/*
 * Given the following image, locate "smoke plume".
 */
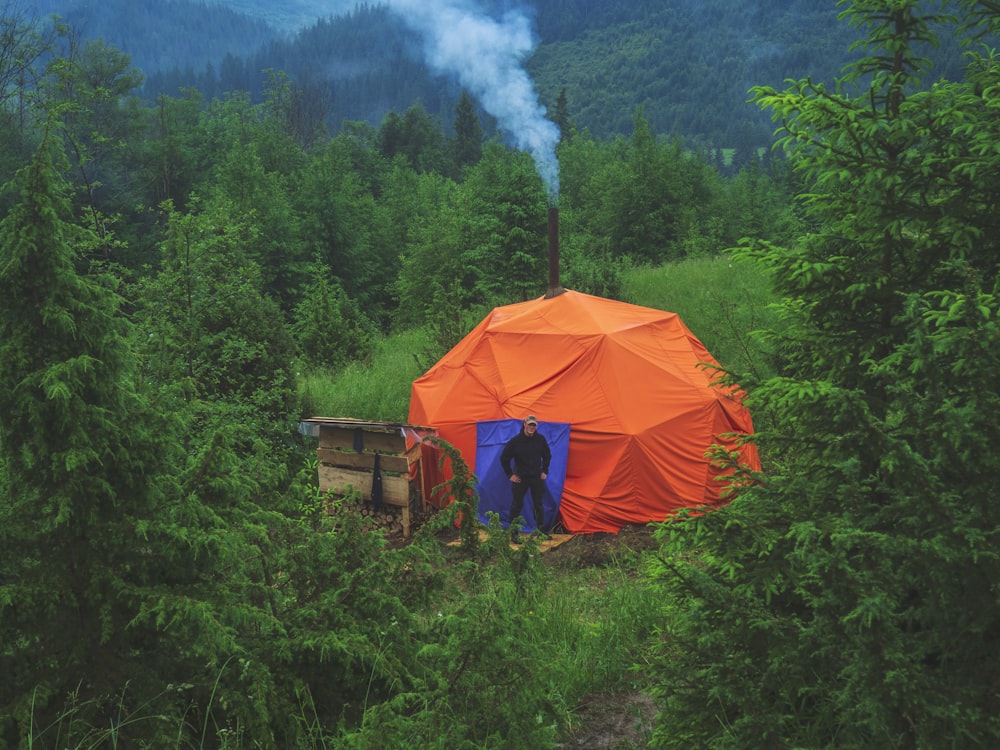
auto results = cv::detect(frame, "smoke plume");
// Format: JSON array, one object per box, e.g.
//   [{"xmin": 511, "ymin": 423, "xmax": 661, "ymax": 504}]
[{"xmin": 386, "ymin": 0, "xmax": 560, "ymax": 202}]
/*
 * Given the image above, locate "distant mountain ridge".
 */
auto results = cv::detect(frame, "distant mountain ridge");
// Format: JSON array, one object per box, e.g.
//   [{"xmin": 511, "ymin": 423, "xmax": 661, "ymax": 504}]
[
  {"xmin": 31, "ymin": 0, "xmax": 364, "ymax": 35},
  {"xmin": 209, "ymin": 0, "xmax": 361, "ymax": 32},
  {"xmin": 24, "ymin": 0, "xmax": 972, "ymax": 149},
  {"xmin": 28, "ymin": 0, "xmax": 280, "ymax": 73}
]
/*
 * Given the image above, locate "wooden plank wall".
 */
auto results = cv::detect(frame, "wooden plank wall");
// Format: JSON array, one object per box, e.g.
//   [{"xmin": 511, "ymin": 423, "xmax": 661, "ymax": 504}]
[
  {"xmin": 316, "ymin": 424, "xmax": 417, "ymax": 536},
  {"xmin": 317, "ymin": 465, "xmax": 410, "ymax": 506},
  {"xmin": 319, "ymin": 426, "xmax": 406, "ymax": 454}
]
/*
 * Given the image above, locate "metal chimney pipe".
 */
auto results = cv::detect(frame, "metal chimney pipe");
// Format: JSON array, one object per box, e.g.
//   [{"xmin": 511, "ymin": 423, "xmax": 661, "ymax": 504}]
[{"xmin": 545, "ymin": 205, "xmax": 565, "ymax": 298}]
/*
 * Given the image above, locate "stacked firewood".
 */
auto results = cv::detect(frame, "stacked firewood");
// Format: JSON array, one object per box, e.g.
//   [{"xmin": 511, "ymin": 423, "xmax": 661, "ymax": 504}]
[
  {"xmin": 358, "ymin": 501, "xmax": 406, "ymax": 536},
  {"xmin": 324, "ymin": 492, "xmax": 406, "ymax": 537},
  {"xmin": 323, "ymin": 484, "xmax": 439, "ymax": 539}
]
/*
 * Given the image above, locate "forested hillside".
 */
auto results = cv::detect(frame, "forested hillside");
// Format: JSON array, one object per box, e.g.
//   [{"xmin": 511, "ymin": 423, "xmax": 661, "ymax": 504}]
[
  {"xmin": 27, "ymin": 0, "xmax": 278, "ymax": 73},
  {"xmin": 3, "ymin": 1, "xmax": 1000, "ymax": 748},
  {"xmin": 36, "ymin": 0, "xmax": 985, "ymax": 152},
  {"xmin": 28, "ymin": 0, "xmax": 866, "ymax": 150}
]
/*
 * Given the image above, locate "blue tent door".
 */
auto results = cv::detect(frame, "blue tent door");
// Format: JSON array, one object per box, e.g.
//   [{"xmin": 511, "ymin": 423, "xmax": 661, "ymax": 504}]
[{"xmin": 474, "ymin": 419, "xmax": 570, "ymax": 532}]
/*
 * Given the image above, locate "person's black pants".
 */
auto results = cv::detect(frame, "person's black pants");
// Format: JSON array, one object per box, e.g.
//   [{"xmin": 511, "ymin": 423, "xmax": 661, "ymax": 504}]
[{"xmin": 510, "ymin": 475, "xmax": 547, "ymax": 532}]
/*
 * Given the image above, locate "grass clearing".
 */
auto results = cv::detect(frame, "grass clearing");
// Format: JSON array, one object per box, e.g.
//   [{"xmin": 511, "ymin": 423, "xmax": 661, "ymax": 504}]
[
  {"xmin": 533, "ymin": 560, "xmax": 659, "ymax": 699},
  {"xmin": 297, "ymin": 328, "xmax": 430, "ymax": 422}
]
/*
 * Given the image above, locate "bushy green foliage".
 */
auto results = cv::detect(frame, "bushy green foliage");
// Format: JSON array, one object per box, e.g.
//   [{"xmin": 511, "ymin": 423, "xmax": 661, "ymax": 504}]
[
  {"xmin": 209, "ymin": 141, "xmax": 307, "ymax": 304},
  {"xmin": 42, "ymin": 35, "xmax": 147, "ymax": 231},
  {"xmin": 291, "ymin": 255, "xmax": 377, "ymax": 371},
  {"xmin": 449, "ymin": 89, "xmax": 484, "ymax": 176},
  {"xmin": 292, "ymin": 135, "xmax": 398, "ymax": 327},
  {"xmin": 130, "ymin": 198, "xmax": 299, "ymax": 450},
  {"xmin": 226, "ymin": 478, "xmax": 451, "ymax": 746},
  {"xmin": 377, "ymin": 102, "xmax": 448, "ymax": 175},
  {"xmin": 552, "ymin": 214, "xmax": 627, "ymax": 300},
  {"xmin": 395, "ymin": 142, "xmax": 553, "ymax": 326},
  {"xmin": 339, "ymin": 536, "xmax": 559, "ymax": 748},
  {"xmin": 0, "ymin": 122, "xmax": 187, "ymax": 742},
  {"xmin": 6, "ymin": 135, "xmax": 212, "ymax": 747},
  {"xmin": 582, "ymin": 113, "xmax": 725, "ymax": 263},
  {"xmin": 557, "ymin": 113, "xmax": 794, "ymax": 266},
  {"xmin": 645, "ymin": 2, "xmax": 1000, "ymax": 747}
]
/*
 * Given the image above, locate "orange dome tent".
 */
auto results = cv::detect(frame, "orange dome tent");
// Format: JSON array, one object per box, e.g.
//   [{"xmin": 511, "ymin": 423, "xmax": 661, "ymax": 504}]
[{"xmin": 408, "ymin": 290, "xmax": 760, "ymax": 534}]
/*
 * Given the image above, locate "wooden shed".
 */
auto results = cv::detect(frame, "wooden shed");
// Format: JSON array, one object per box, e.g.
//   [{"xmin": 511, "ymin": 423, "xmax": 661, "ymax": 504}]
[{"xmin": 298, "ymin": 417, "xmax": 440, "ymax": 537}]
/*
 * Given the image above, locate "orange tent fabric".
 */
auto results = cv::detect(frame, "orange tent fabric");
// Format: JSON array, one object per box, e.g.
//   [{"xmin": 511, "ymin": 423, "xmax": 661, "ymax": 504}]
[{"xmin": 408, "ymin": 290, "xmax": 760, "ymax": 534}]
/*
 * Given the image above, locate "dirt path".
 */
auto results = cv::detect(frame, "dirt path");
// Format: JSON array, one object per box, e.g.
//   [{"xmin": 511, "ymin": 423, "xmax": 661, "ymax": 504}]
[
  {"xmin": 556, "ymin": 691, "xmax": 657, "ymax": 749},
  {"xmin": 542, "ymin": 526, "xmax": 660, "ymax": 749}
]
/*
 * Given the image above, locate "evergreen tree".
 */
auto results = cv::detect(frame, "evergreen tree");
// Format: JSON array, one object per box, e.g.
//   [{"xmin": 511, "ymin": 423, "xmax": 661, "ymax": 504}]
[
  {"xmin": 293, "ymin": 137, "xmax": 397, "ymax": 327},
  {"xmin": 458, "ymin": 141, "xmax": 550, "ymax": 303},
  {"xmin": 390, "ymin": 168, "xmax": 464, "ymax": 329},
  {"xmin": 145, "ymin": 90, "xmax": 204, "ymax": 208},
  {"xmin": 449, "ymin": 89, "xmax": 484, "ymax": 176},
  {"xmin": 208, "ymin": 138, "xmax": 309, "ymax": 306},
  {"xmin": 291, "ymin": 255, "xmax": 376, "ymax": 371},
  {"xmin": 0, "ymin": 123, "xmax": 429, "ymax": 746},
  {"xmin": 376, "ymin": 102, "xmax": 446, "ymax": 174},
  {"xmin": 582, "ymin": 109, "xmax": 723, "ymax": 262},
  {"xmin": 0, "ymin": 122, "xmax": 183, "ymax": 740},
  {"xmin": 262, "ymin": 68, "xmax": 330, "ymax": 150},
  {"xmin": 41, "ymin": 35, "xmax": 147, "ymax": 258},
  {"xmin": 131, "ymin": 198, "xmax": 299, "ymax": 447},
  {"xmin": 552, "ymin": 86, "xmax": 574, "ymax": 142},
  {"xmin": 647, "ymin": 2, "xmax": 1000, "ymax": 747}
]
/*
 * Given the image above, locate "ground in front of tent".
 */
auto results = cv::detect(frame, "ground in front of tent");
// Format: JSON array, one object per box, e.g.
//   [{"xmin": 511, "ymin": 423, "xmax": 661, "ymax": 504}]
[{"xmin": 446, "ymin": 529, "xmax": 574, "ymax": 552}]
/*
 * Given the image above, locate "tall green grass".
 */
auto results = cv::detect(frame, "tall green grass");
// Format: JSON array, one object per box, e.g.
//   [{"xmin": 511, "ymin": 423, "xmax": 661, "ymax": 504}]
[
  {"xmin": 621, "ymin": 254, "xmax": 779, "ymax": 378},
  {"xmin": 532, "ymin": 559, "xmax": 660, "ymax": 706},
  {"xmin": 297, "ymin": 328, "xmax": 430, "ymax": 422}
]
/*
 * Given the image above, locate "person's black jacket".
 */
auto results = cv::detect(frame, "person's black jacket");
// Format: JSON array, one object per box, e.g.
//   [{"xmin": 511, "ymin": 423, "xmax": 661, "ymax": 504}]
[{"xmin": 499, "ymin": 429, "xmax": 551, "ymax": 479}]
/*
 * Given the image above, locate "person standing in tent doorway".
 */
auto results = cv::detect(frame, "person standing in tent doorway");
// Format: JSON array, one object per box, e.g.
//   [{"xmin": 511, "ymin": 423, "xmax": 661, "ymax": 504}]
[{"xmin": 500, "ymin": 415, "xmax": 552, "ymax": 542}]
